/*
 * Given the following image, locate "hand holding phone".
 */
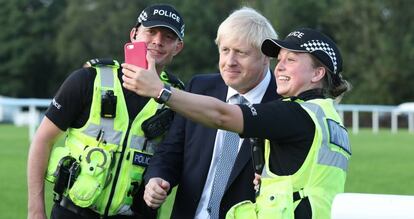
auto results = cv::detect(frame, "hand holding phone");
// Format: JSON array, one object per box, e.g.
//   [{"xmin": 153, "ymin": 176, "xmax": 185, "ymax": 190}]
[{"xmin": 124, "ymin": 42, "xmax": 148, "ymax": 69}]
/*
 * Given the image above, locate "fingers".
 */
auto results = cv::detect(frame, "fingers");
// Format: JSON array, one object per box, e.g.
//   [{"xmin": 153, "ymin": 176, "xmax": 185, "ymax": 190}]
[
  {"xmin": 121, "ymin": 64, "xmax": 138, "ymax": 92},
  {"xmin": 253, "ymin": 173, "xmax": 261, "ymax": 193},
  {"xmin": 121, "ymin": 61, "xmax": 164, "ymax": 98},
  {"xmin": 253, "ymin": 173, "xmax": 261, "ymax": 186},
  {"xmin": 146, "ymin": 52, "xmax": 156, "ymax": 72},
  {"xmin": 121, "ymin": 63, "xmax": 136, "ymax": 78},
  {"xmin": 160, "ymin": 179, "xmax": 171, "ymax": 191},
  {"xmin": 253, "ymin": 173, "xmax": 261, "ymax": 185},
  {"xmin": 144, "ymin": 178, "xmax": 170, "ymax": 209}
]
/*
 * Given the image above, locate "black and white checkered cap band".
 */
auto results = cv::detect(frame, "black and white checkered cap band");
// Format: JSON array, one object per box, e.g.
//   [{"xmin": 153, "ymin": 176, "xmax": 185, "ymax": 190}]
[
  {"xmin": 300, "ymin": 40, "xmax": 338, "ymax": 74},
  {"xmin": 138, "ymin": 11, "xmax": 148, "ymax": 23},
  {"xmin": 180, "ymin": 25, "xmax": 185, "ymax": 39}
]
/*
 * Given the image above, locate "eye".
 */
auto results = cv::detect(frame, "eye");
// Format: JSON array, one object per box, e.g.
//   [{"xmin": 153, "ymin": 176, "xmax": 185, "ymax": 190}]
[
  {"xmin": 286, "ymin": 54, "xmax": 297, "ymax": 62},
  {"xmin": 165, "ymin": 34, "xmax": 176, "ymax": 41},
  {"xmin": 220, "ymin": 47, "xmax": 229, "ymax": 53},
  {"xmin": 145, "ymin": 29, "xmax": 155, "ymax": 35}
]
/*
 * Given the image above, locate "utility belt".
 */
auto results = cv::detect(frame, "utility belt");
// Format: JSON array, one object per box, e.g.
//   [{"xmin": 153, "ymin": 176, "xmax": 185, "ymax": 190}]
[
  {"xmin": 58, "ymin": 196, "xmax": 101, "ymax": 218},
  {"xmin": 58, "ymin": 196, "xmax": 137, "ymax": 218}
]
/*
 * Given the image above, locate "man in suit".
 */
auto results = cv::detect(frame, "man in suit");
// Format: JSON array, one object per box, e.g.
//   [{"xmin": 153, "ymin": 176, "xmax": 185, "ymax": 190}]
[{"xmin": 140, "ymin": 7, "xmax": 280, "ymax": 219}]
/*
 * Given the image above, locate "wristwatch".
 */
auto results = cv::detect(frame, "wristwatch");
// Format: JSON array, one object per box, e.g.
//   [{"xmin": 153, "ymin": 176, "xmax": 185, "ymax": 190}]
[{"xmin": 155, "ymin": 84, "xmax": 172, "ymax": 104}]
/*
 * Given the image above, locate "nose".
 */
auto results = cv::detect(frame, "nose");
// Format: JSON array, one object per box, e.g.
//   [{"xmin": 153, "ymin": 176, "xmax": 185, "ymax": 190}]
[
  {"xmin": 151, "ymin": 31, "xmax": 163, "ymax": 46},
  {"xmin": 226, "ymin": 51, "xmax": 237, "ymax": 66},
  {"xmin": 276, "ymin": 59, "xmax": 285, "ymax": 72}
]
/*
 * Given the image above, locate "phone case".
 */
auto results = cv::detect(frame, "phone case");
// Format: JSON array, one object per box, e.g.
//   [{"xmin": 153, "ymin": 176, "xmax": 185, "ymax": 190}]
[{"xmin": 124, "ymin": 42, "xmax": 148, "ymax": 69}]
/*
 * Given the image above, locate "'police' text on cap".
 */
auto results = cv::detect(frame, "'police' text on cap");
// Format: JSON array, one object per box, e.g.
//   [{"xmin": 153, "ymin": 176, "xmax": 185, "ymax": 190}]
[{"xmin": 136, "ymin": 4, "xmax": 185, "ymax": 41}]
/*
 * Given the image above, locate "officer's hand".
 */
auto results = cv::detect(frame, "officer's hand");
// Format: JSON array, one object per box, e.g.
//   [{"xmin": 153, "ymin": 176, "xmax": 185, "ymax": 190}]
[
  {"xmin": 253, "ymin": 173, "xmax": 261, "ymax": 192},
  {"xmin": 122, "ymin": 53, "xmax": 164, "ymax": 99},
  {"xmin": 144, "ymin": 177, "xmax": 170, "ymax": 209}
]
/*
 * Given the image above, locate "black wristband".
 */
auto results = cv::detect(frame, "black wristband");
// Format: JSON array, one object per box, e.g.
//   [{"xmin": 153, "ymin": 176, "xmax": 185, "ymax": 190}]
[{"xmin": 155, "ymin": 84, "xmax": 172, "ymax": 104}]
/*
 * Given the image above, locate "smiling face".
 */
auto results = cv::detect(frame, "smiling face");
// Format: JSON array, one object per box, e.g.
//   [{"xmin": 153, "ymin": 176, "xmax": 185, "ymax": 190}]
[
  {"xmin": 218, "ymin": 37, "xmax": 269, "ymax": 94},
  {"xmin": 275, "ymin": 48, "xmax": 326, "ymax": 97},
  {"xmin": 132, "ymin": 26, "xmax": 183, "ymax": 71}
]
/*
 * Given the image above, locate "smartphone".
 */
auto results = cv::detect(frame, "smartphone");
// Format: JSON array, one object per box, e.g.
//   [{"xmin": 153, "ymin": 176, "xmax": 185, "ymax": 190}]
[{"xmin": 124, "ymin": 42, "xmax": 148, "ymax": 69}]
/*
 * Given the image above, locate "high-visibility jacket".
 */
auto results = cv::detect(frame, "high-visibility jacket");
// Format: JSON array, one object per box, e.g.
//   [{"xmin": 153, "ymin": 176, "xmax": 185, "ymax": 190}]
[
  {"xmin": 226, "ymin": 98, "xmax": 351, "ymax": 219},
  {"xmin": 46, "ymin": 60, "xmax": 182, "ymax": 216}
]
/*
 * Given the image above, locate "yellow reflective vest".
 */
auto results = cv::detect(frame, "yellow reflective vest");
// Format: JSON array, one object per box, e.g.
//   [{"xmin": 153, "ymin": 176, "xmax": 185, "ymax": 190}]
[
  {"xmin": 226, "ymin": 98, "xmax": 351, "ymax": 219},
  {"xmin": 46, "ymin": 61, "xmax": 179, "ymax": 216}
]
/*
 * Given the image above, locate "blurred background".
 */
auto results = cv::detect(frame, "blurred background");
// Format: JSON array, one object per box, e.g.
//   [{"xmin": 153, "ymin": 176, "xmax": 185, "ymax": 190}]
[{"xmin": 1, "ymin": 0, "xmax": 413, "ymax": 104}]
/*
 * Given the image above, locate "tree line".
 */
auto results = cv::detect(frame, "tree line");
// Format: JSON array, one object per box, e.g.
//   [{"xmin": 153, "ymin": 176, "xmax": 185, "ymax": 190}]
[{"xmin": 0, "ymin": 0, "xmax": 413, "ymax": 104}]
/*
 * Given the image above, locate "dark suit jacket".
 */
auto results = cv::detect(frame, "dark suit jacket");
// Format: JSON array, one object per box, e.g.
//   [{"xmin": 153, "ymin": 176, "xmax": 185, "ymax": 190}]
[{"xmin": 144, "ymin": 73, "xmax": 279, "ymax": 219}]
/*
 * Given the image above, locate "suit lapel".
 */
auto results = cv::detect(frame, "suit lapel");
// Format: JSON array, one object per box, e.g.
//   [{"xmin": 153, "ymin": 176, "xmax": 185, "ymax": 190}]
[
  {"xmin": 226, "ymin": 72, "xmax": 279, "ymax": 190},
  {"xmin": 197, "ymin": 76, "xmax": 229, "ymax": 189}
]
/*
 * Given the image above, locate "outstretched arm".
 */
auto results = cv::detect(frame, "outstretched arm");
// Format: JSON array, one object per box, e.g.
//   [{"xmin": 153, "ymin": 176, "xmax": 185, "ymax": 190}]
[{"xmin": 121, "ymin": 56, "xmax": 244, "ymax": 133}]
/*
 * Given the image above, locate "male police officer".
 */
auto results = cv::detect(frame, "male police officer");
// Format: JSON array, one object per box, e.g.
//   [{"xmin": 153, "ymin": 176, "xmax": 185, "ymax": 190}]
[{"xmin": 27, "ymin": 4, "xmax": 184, "ymax": 219}]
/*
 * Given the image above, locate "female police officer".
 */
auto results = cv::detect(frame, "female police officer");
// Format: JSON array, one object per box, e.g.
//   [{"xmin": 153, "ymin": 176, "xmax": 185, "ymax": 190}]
[{"xmin": 122, "ymin": 27, "xmax": 351, "ymax": 219}]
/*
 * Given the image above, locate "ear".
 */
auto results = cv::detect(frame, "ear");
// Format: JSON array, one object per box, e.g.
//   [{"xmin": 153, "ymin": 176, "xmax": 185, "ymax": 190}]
[
  {"xmin": 130, "ymin": 27, "xmax": 137, "ymax": 42},
  {"xmin": 263, "ymin": 56, "xmax": 271, "ymax": 67},
  {"xmin": 311, "ymin": 67, "xmax": 326, "ymax": 83},
  {"xmin": 172, "ymin": 41, "xmax": 184, "ymax": 56}
]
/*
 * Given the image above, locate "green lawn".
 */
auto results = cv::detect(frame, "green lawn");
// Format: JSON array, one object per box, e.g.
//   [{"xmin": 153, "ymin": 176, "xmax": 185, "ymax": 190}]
[
  {"xmin": 346, "ymin": 129, "xmax": 414, "ymax": 195},
  {"xmin": 1, "ymin": 124, "xmax": 413, "ymax": 219}
]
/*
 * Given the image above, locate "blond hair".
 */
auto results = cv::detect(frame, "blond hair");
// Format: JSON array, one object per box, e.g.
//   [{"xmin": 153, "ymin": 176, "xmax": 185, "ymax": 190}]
[{"xmin": 215, "ymin": 7, "xmax": 277, "ymax": 50}]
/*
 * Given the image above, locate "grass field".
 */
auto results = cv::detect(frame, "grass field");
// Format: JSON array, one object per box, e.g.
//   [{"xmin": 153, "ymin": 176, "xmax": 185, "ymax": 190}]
[{"xmin": 1, "ymin": 124, "xmax": 413, "ymax": 219}]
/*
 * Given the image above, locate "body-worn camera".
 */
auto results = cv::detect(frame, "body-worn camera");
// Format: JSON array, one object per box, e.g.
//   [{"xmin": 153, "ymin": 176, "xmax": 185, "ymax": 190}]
[
  {"xmin": 101, "ymin": 90, "xmax": 117, "ymax": 118},
  {"xmin": 141, "ymin": 108, "xmax": 174, "ymax": 140}
]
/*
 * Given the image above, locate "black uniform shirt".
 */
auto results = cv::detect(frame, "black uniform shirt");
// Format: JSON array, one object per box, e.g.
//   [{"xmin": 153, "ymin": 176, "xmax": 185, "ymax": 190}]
[{"xmin": 45, "ymin": 67, "xmax": 150, "ymax": 131}]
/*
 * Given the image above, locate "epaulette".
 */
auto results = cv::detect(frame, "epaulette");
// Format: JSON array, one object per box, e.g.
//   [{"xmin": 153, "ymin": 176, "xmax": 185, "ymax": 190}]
[{"xmin": 85, "ymin": 58, "xmax": 120, "ymax": 67}]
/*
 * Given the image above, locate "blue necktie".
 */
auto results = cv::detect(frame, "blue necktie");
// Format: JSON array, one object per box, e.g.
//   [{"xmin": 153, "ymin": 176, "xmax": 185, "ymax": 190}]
[{"xmin": 207, "ymin": 94, "xmax": 247, "ymax": 219}]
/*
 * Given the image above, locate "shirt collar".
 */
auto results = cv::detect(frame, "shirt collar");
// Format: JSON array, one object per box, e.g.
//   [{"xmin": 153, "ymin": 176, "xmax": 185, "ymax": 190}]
[
  {"xmin": 226, "ymin": 68, "xmax": 271, "ymax": 104},
  {"xmin": 287, "ymin": 88, "xmax": 325, "ymax": 101}
]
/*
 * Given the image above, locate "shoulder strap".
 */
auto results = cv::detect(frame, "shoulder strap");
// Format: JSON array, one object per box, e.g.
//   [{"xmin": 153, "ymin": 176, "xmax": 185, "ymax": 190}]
[{"xmin": 85, "ymin": 58, "xmax": 120, "ymax": 68}]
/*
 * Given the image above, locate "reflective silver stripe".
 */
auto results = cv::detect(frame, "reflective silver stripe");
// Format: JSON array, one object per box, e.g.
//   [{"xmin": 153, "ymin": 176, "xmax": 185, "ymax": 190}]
[
  {"xmin": 130, "ymin": 136, "xmax": 156, "ymax": 154},
  {"xmin": 83, "ymin": 121, "xmax": 122, "ymax": 145},
  {"xmin": 301, "ymin": 102, "xmax": 349, "ymax": 171},
  {"xmin": 82, "ymin": 66, "xmax": 122, "ymax": 145},
  {"xmin": 262, "ymin": 163, "xmax": 270, "ymax": 177},
  {"xmin": 100, "ymin": 67, "xmax": 114, "ymax": 87},
  {"xmin": 130, "ymin": 136, "xmax": 146, "ymax": 151},
  {"xmin": 327, "ymin": 119, "xmax": 351, "ymax": 155},
  {"xmin": 261, "ymin": 140, "xmax": 271, "ymax": 177}
]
